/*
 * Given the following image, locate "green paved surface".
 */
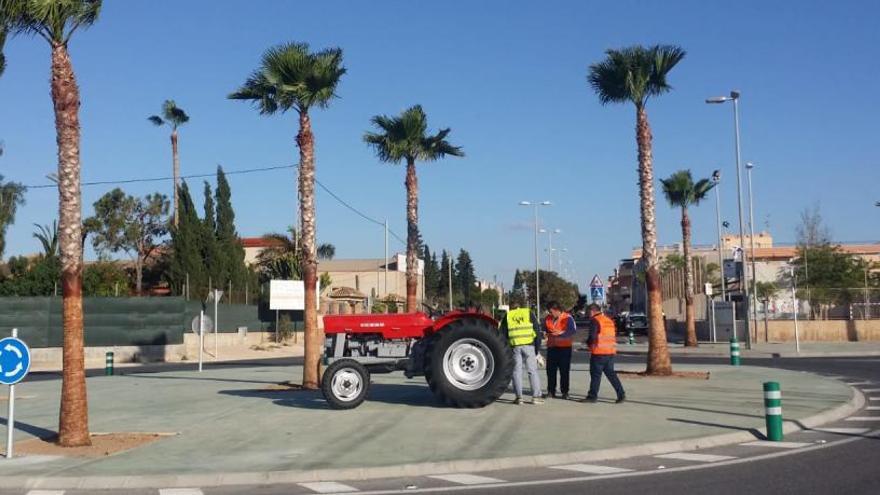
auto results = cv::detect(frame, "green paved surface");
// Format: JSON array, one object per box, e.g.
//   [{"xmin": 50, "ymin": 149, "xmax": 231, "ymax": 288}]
[{"xmin": 0, "ymin": 361, "xmax": 852, "ymax": 477}]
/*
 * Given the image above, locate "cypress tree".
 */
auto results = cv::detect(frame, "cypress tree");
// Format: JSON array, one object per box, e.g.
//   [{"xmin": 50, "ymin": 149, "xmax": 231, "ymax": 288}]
[
  {"xmin": 202, "ymin": 181, "xmax": 220, "ymax": 289},
  {"xmin": 169, "ymin": 182, "xmax": 206, "ymax": 299},
  {"xmin": 438, "ymin": 249, "xmax": 451, "ymax": 305},
  {"xmin": 215, "ymin": 166, "xmax": 246, "ymax": 291},
  {"xmin": 455, "ymin": 249, "xmax": 476, "ymax": 303}
]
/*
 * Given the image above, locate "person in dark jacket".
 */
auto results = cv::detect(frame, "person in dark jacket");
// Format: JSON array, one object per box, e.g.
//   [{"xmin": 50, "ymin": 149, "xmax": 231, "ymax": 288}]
[{"xmin": 543, "ymin": 300, "xmax": 577, "ymax": 399}]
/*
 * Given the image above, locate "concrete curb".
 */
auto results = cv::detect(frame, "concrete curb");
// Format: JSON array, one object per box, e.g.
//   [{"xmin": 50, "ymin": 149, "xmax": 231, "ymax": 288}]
[{"xmin": 7, "ymin": 378, "xmax": 867, "ymax": 490}]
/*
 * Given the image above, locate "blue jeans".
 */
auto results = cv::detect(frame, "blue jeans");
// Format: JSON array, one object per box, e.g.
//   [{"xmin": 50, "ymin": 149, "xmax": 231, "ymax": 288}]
[
  {"xmin": 512, "ymin": 344, "xmax": 542, "ymax": 399},
  {"xmin": 587, "ymin": 355, "xmax": 625, "ymax": 400}
]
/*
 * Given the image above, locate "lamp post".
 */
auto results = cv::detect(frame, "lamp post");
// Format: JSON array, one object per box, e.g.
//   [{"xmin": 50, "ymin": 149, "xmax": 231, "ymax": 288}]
[
  {"xmin": 789, "ymin": 260, "xmax": 800, "ymax": 353},
  {"xmin": 707, "ymin": 90, "xmax": 752, "ymax": 349},
  {"xmin": 539, "ymin": 228, "xmax": 561, "ymax": 272},
  {"xmin": 712, "ymin": 170, "xmax": 727, "ymax": 301},
  {"xmin": 745, "ymin": 162, "xmax": 759, "ymax": 340},
  {"xmin": 520, "ymin": 201, "xmax": 552, "ymax": 314}
]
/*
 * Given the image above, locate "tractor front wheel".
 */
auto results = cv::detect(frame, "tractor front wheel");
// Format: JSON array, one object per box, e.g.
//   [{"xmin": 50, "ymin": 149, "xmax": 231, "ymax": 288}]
[
  {"xmin": 425, "ymin": 318, "xmax": 513, "ymax": 408},
  {"xmin": 322, "ymin": 359, "xmax": 370, "ymax": 409}
]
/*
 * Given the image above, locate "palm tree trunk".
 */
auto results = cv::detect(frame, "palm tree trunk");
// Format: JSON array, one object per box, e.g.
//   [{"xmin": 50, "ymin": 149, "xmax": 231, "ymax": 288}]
[
  {"xmin": 135, "ymin": 255, "xmax": 143, "ymax": 296},
  {"xmin": 52, "ymin": 42, "xmax": 91, "ymax": 447},
  {"xmin": 681, "ymin": 206, "xmax": 697, "ymax": 347},
  {"xmin": 297, "ymin": 111, "xmax": 321, "ymax": 389},
  {"xmin": 636, "ymin": 104, "xmax": 671, "ymax": 375},
  {"xmin": 405, "ymin": 157, "xmax": 419, "ymax": 312},
  {"xmin": 171, "ymin": 129, "xmax": 180, "ymax": 228}
]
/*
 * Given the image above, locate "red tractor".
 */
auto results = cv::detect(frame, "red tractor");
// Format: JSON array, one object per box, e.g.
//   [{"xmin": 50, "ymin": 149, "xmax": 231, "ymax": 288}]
[{"xmin": 321, "ymin": 312, "xmax": 513, "ymax": 409}]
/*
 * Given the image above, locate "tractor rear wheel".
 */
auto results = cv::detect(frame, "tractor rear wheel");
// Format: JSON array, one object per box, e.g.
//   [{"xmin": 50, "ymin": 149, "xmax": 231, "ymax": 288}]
[
  {"xmin": 424, "ymin": 318, "xmax": 513, "ymax": 408},
  {"xmin": 322, "ymin": 358, "xmax": 370, "ymax": 409}
]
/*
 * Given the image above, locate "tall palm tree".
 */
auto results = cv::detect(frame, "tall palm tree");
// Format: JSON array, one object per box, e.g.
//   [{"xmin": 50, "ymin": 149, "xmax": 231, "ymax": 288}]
[
  {"xmin": 33, "ymin": 220, "xmax": 59, "ymax": 258},
  {"xmin": 229, "ymin": 42, "xmax": 345, "ymax": 389},
  {"xmin": 661, "ymin": 170, "xmax": 714, "ymax": 347},
  {"xmin": 2, "ymin": 0, "xmax": 102, "ymax": 446},
  {"xmin": 363, "ymin": 105, "xmax": 464, "ymax": 312},
  {"xmin": 588, "ymin": 44, "xmax": 685, "ymax": 375},
  {"xmin": 148, "ymin": 100, "xmax": 189, "ymax": 227}
]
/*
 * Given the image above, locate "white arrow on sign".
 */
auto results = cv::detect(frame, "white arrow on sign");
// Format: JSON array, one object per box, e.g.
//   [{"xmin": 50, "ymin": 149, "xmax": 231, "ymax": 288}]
[
  {"xmin": 4, "ymin": 362, "xmax": 22, "ymax": 378},
  {"xmin": 5, "ymin": 343, "xmax": 22, "ymax": 359}
]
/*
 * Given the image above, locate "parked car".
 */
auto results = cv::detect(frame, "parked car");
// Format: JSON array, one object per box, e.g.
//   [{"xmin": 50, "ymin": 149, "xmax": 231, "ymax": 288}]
[{"xmin": 618, "ymin": 312, "xmax": 648, "ymax": 335}]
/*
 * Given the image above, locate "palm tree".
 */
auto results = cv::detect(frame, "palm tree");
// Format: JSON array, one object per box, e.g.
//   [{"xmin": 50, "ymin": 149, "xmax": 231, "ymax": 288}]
[
  {"xmin": 660, "ymin": 170, "xmax": 714, "ymax": 347},
  {"xmin": 317, "ymin": 243, "xmax": 335, "ymax": 260},
  {"xmin": 33, "ymin": 221, "xmax": 59, "ymax": 258},
  {"xmin": 588, "ymin": 44, "xmax": 685, "ymax": 375},
  {"xmin": 363, "ymin": 105, "xmax": 464, "ymax": 312},
  {"xmin": 148, "ymin": 100, "xmax": 189, "ymax": 227},
  {"xmin": 2, "ymin": 0, "xmax": 102, "ymax": 446},
  {"xmin": 255, "ymin": 228, "xmax": 302, "ymax": 281},
  {"xmin": 229, "ymin": 42, "xmax": 345, "ymax": 389}
]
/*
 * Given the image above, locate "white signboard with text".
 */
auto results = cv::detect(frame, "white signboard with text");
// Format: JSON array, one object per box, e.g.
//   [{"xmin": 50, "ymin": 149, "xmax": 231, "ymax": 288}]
[{"xmin": 270, "ymin": 280, "xmax": 305, "ymax": 310}]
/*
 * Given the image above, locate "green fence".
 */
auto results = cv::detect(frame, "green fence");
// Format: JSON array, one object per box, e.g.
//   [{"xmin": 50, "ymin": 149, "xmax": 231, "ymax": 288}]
[
  {"xmin": 0, "ymin": 297, "xmax": 304, "ymax": 348},
  {"xmin": 0, "ymin": 297, "xmax": 187, "ymax": 348}
]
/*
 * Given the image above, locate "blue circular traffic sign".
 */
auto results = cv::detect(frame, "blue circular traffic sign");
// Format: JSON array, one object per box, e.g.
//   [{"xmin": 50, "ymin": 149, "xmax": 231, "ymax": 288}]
[{"xmin": 0, "ymin": 337, "xmax": 31, "ymax": 385}]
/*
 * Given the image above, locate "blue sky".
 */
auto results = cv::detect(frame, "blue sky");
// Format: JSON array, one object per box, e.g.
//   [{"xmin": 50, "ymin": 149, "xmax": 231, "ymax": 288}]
[{"xmin": 1, "ymin": 0, "xmax": 878, "ymax": 289}]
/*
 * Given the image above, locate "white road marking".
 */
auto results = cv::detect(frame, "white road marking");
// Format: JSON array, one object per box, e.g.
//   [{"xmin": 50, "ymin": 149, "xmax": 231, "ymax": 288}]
[
  {"xmin": 862, "ymin": 388, "xmax": 880, "ymax": 393},
  {"xmin": 867, "ymin": 396, "xmax": 879, "ymax": 400},
  {"xmin": 655, "ymin": 452, "xmax": 736, "ymax": 463},
  {"xmin": 845, "ymin": 417, "xmax": 880, "ymax": 422},
  {"xmin": 810, "ymin": 427, "xmax": 870, "ymax": 434},
  {"xmin": 298, "ymin": 482, "xmax": 359, "ymax": 493},
  {"xmin": 740, "ymin": 440, "xmax": 811, "ymax": 449},
  {"xmin": 845, "ymin": 381, "xmax": 873, "ymax": 386},
  {"xmin": 430, "ymin": 474, "xmax": 505, "ymax": 485},
  {"xmin": 866, "ymin": 406, "xmax": 880, "ymax": 411},
  {"xmin": 159, "ymin": 490, "xmax": 204, "ymax": 495},
  {"xmin": 26, "ymin": 491, "xmax": 66, "ymax": 495},
  {"xmin": 550, "ymin": 464, "xmax": 634, "ymax": 474}
]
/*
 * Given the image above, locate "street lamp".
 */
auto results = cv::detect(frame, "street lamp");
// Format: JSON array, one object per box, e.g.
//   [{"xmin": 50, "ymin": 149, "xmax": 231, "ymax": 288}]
[
  {"xmin": 539, "ymin": 228, "xmax": 561, "ymax": 272},
  {"xmin": 745, "ymin": 162, "xmax": 759, "ymax": 339},
  {"xmin": 520, "ymin": 201, "xmax": 552, "ymax": 314},
  {"xmin": 707, "ymin": 90, "xmax": 752, "ymax": 349},
  {"xmin": 711, "ymin": 170, "xmax": 727, "ymax": 302}
]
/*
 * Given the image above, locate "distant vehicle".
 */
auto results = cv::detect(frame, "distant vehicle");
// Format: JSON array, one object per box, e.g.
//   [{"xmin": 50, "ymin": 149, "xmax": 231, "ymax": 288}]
[{"xmin": 618, "ymin": 312, "xmax": 648, "ymax": 335}]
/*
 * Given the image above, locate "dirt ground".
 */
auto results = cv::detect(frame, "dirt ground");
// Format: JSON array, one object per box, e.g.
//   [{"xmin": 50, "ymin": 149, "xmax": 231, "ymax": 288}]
[{"xmin": 4, "ymin": 432, "xmax": 173, "ymax": 458}]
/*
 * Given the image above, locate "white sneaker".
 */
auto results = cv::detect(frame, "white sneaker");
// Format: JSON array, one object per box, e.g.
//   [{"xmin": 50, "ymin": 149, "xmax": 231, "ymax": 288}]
[{"xmin": 531, "ymin": 397, "xmax": 545, "ymax": 405}]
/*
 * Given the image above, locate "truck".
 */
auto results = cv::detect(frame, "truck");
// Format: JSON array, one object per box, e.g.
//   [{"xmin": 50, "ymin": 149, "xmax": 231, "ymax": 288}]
[{"xmin": 321, "ymin": 312, "xmax": 513, "ymax": 409}]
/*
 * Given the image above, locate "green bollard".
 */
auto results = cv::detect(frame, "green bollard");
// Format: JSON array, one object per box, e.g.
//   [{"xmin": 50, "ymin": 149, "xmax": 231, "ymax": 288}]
[
  {"xmin": 628, "ymin": 331, "xmax": 635, "ymax": 345},
  {"xmin": 729, "ymin": 338, "xmax": 741, "ymax": 366},
  {"xmin": 105, "ymin": 351, "xmax": 114, "ymax": 376},
  {"xmin": 763, "ymin": 381, "xmax": 783, "ymax": 441}
]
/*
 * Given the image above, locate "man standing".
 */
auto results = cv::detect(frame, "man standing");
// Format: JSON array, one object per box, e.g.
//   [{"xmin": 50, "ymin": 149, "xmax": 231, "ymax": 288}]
[
  {"xmin": 543, "ymin": 301, "xmax": 576, "ymax": 399},
  {"xmin": 585, "ymin": 303, "xmax": 626, "ymax": 403},
  {"xmin": 499, "ymin": 301, "xmax": 544, "ymax": 405}
]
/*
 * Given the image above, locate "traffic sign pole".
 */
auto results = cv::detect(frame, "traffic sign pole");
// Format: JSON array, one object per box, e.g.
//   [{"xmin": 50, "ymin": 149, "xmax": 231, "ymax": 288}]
[
  {"xmin": 199, "ymin": 310, "xmax": 204, "ymax": 373},
  {"xmin": 4, "ymin": 327, "xmax": 28, "ymax": 460}
]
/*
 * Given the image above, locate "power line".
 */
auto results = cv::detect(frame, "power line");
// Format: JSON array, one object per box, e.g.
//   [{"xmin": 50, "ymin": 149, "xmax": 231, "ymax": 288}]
[
  {"xmin": 22, "ymin": 164, "xmax": 296, "ymax": 189},
  {"xmin": 17, "ymin": 161, "xmax": 408, "ymax": 246}
]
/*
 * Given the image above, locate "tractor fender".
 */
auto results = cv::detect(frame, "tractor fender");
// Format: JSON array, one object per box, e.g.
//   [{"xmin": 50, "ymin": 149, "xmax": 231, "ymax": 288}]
[{"xmin": 429, "ymin": 312, "xmax": 499, "ymax": 335}]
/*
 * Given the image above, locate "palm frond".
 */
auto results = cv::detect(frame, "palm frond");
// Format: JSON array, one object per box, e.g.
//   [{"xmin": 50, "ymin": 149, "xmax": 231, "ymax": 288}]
[
  {"xmin": 364, "ymin": 105, "xmax": 463, "ymax": 164},
  {"xmin": 660, "ymin": 169, "xmax": 715, "ymax": 208},
  {"xmin": 230, "ymin": 42, "xmax": 345, "ymax": 115},
  {"xmin": 2, "ymin": 0, "xmax": 102, "ymax": 43},
  {"xmin": 147, "ymin": 115, "xmax": 165, "ymax": 126},
  {"xmin": 162, "ymin": 99, "xmax": 189, "ymax": 127},
  {"xmin": 588, "ymin": 44, "xmax": 686, "ymax": 107}
]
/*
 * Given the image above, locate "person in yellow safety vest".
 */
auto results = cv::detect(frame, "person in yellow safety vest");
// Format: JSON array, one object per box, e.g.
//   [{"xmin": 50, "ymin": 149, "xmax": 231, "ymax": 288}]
[
  {"xmin": 498, "ymin": 301, "xmax": 544, "ymax": 405},
  {"xmin": 543, "ymin": 300, "xmax": 577, "ymax": 399},
  {"xmin": 585, "ymin": 303, "xmax": 626, "ymax": 403}
]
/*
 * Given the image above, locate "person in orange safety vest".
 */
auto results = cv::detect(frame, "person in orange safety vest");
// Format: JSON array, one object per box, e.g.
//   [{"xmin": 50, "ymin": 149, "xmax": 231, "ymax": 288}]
[
  {"xmin": 543, "ymin": 300, "xmax": 577, "ymax": 399},
  {"xmin": 585, "ymin": 303, "xmax": 626, "ymax": 403}
]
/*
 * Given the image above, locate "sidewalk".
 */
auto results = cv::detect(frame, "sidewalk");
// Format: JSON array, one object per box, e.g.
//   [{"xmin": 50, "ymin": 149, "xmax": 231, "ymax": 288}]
[
  {"xmin": 615, "ymin": 340, "xmax": 880, "ymax": 358},
  {"xmin": 0, "ymin": 359, "xmax": 857, "ymax": 488}
]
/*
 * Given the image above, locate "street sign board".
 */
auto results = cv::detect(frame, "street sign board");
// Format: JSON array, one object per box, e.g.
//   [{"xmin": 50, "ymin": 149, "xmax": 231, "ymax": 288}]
[
  {"xmin": 589, "ymin": 275, "xmax": 603, "ymax": 288},
  {"xmin": 270, "ymin": 280, "xmax": 305, "ymax": 310},
  {"xmin": 191, "ymin": 315, "xmax": 213, "ymax": 335},
  {"xmin": 0, "ymin": 337, "xmax": 31, "ymax": 385},
  {"xmin": 590, "ymin": 286, "xmax": 605, "ymax": 303}
]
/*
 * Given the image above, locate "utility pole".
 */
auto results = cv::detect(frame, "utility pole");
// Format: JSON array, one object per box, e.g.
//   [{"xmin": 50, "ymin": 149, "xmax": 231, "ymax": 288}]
[
  {"xmin": 520, "ymin": 201, "xmax": 551, "ymax": 315},
  {"xmin": 384, "ymin": 219, "xmax": 389, "ymax": 296},
  {"xmin": 448, "ymin": 255, "xmax": 453, "ymax": 311},
  {"xmin": 746, "ymin": 162, "xmax": 759, "ymax": 343},
  {"xmin": 712, "ymin": 170, "xmax": 726, "ymax": 301}
]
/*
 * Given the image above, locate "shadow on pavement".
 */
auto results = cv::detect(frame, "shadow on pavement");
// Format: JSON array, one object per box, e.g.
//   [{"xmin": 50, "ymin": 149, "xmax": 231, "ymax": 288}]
[
  {"xmin": 124, "ymin": 374, "xmax": 279, "ymax": 386},
  {"xmin": 218, "ymin": 383, "xmax": 446, "ymax": 409},
  {"xmin": 0, "ymin": 417, "xmax": 57, "ymax": 440},
  {"xmin": 668, "ymin": 417, "xmax": 766, "ymax": 439}
]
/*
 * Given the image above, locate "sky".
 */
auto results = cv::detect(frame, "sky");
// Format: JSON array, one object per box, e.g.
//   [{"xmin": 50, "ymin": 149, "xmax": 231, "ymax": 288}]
[{"xmin": 1, "ymin": 0, "xmax": 879, "ymax": 290}]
